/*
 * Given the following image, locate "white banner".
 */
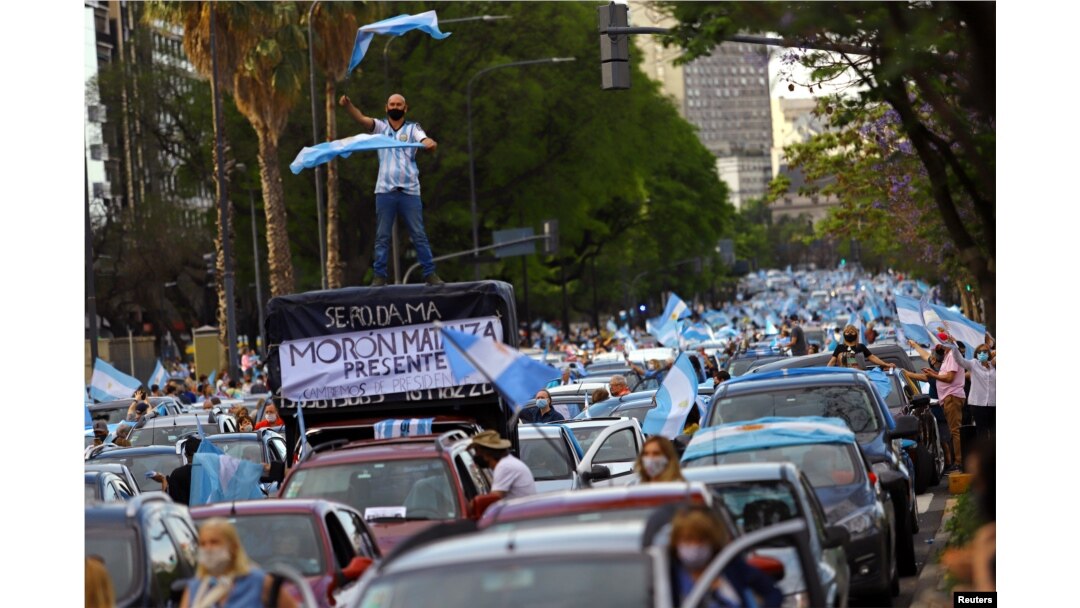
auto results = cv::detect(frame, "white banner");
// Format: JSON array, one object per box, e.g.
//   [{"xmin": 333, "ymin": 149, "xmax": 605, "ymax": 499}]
[{"xmin": 280, "ymin": 316, "xmax": 503, "ymax": 402}]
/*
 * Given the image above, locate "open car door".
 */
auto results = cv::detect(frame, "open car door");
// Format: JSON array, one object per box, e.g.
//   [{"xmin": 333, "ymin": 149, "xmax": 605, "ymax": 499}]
[{"xmin": 575, "ymin": 418, "xmax": 643, "ymax": 488}]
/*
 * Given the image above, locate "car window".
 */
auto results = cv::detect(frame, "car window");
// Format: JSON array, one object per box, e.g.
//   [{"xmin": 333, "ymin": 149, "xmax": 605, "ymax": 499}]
[
  {"xmin": 336, "ymin": 508, "xmax": 379, "ymax": 559},
  {"xmin": 114, "ymin": 480, "xmax": 135, "ymax": 501},
  {"xmin": 685, "ymin": 443, "xmax": 863, "ymax": 488},
  {"xmin": 616, "ymin": 405, "xmax": 653, "ymax": 426},
  {"xmin": 457, "ymin": 449, "xmax": 490, "ymax": 496},
  {"xmin": 284, "ymin": 458, "xmax": 460, "ymax": 521},
  {"xmin": 130, "ymin": 425, "xmax": 200, "ymax": 446},
  {"xmin": 594, "ymin": 429, "xmax": 638, "ymax": 464},
  {"xmin": 147, "ymin": 514, "xmax": 181, "ymax": 598},
  {"xmin": 569, "ymin": 427, "xmax": 605, "ymax": 453},
  {"xmin": 215, "ymin": 440, "xmax": 265, "ymax": 464},
  {"xmin": 453, "ymin": 454, "xmax": 479, "ymax": 502},
  {"xmin": 519, "ymin": 437, "xmax": 574, "ymax": 481},
  {"xmin": 102, "ymin": 480, "xmax": 119, "ymax": 503},
  {"xmin": 86, "ymin": 529, "xmax": 139, "ymax": 602},
  {"xmin": 709, "ymin": 385, "xmax": 880, "ymax": 433},
  {"xmin": 227, "ymin": 513, "xmax": 326, "ymax": 576},
  {"xmin": 90, "ymin": 406, "xmax": 131, "ymax": 425},
  {"xmin": 269, "ymin": 438, "xmax": 286, "ymax": 462},
  {"xmin": 86, "ymin": 482, "xmax": 100, "ymax": 502},
  {"xmin": 94, "ymin": 453, "xmax": 183, "ymax": 493},
  {"xmin": 800, "ymin": 475, "xmax": 830, "ymax": 542},
  {"xmin": 163, "ymin": 515, "xmax": 199, "ymax": 572},
  {"xmin": 709, "ymin": 481, "xmax": 804, "ymax": 536}
]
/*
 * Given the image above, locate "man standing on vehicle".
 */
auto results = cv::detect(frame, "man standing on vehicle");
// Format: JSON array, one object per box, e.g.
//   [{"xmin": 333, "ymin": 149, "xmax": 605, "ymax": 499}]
[
  {"xmin": 787, "ymin": 314, "xmax": 808, "ymax": 356},
  {"xmin": 826, "ymin": 325, "xmax": 895, "ymax": 370},
  {"xmin": 339, "ymin": 93, "xmax": 443, "ymax": 286},
  {"xmin": 469, "ymin": 431, "xmax": 536, "ymax": 501}
]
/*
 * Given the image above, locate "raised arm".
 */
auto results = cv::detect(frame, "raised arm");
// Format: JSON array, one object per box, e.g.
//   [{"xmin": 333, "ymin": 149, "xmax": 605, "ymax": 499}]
[
  {"xmin": 907, "ymin": 339, "xmax": 931, "ymax": 361},
  {"xmin": 338, "ymin": 95, "xmax": 375, "ymax": 132}
]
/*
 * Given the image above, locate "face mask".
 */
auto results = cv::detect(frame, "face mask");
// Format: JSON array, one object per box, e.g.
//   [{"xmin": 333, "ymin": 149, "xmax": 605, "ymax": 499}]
[
  {"xmin": 266, "ymin": 414, "xmax": 277, "ymax": 424},
  {"xmin": 977, "ymin": 352, "xmax": 990, "ymax": 363},
  {"xmin": 844, "ymin": 333, "xmax": 857, "ymax": 342},
  {"xmin": 240, "ymin": 425, "xmax": 253, "ymax": 432},
  {"xmin": 387, "ymin": 108, "xmax": 405, "ymax": 120},
  {"xmin": 198, "ymin": 547, "xmax": 231, "ymax": 574},
  {"xmin": 536, "ymin": 398, "xmax": 549, "ymax": 410},
  {"xmin": 676, "ymin": 543, "xmax": 713, "ymax": 570},
  {"xmin": 642, "ymin": 455, "xmax": 668, "ymax": 479}
]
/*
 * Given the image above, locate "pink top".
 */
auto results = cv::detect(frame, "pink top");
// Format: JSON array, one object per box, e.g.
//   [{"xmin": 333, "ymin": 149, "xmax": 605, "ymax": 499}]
[{"xmin": 937, "ymin": 348, "xmax": 967, "ymax": 400}]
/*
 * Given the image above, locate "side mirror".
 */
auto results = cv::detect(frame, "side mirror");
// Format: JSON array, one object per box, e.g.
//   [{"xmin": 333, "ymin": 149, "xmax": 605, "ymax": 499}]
[
  {"xmin": 579, "ymin": 464, "xmax": 612, "ymax": 485},
  {"xmin": 746, "ymin": 553, "xmax": 786, "ymax": 582},
  {"xmin": 910, "ymin": 394, "xmax": 931, "ymax": 408},
  {"xmin": 823, "ymin": 525, "xmax": 850, "ymax": 549},
  {"xmin": 887, "ymin": 415, "xmax": 920, "ymax": 441}
]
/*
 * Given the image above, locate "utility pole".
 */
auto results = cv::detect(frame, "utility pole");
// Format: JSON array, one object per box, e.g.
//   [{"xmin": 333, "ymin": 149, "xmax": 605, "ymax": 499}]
[{"xmin": 85, "ymin": 154, "xmax": 99, "ymax": 365}]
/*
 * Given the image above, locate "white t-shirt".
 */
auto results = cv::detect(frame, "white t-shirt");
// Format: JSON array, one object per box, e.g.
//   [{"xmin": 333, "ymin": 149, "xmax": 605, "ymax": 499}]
[{"xmin": 492, "ymin": 455, "xmax": 537, "ymax": 500}]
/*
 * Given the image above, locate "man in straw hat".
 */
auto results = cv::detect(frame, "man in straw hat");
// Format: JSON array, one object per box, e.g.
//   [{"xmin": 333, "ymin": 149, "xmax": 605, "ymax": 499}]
[{"xmin": 469, "ymin": 430, "xmax": 536, "ymax": 501}]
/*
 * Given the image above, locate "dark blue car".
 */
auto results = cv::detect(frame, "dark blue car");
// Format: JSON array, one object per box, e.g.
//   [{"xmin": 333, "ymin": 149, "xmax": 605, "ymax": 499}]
[{"xmin": 702, "ymin": 367, "xmax": 921, "ymax": 577}]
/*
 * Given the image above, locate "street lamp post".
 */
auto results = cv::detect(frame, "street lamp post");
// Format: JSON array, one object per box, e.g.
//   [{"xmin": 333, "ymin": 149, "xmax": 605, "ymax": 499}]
[
  {"xmin": 307, "ymin": 1, "xmax": 328, "ymax": 290},
  {"xmin": 381, "ymin": 14, "xmax": 510, "ymax": 284},
  {"xmin": 467, "ymin": 57, "xmax": 576, "ymax": 280}
]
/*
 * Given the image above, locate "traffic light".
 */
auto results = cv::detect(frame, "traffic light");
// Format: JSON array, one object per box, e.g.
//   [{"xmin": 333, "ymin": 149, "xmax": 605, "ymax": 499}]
[
  {"xmin": 203, "ymin": 252, "xmax": 216, "ymax": 279},
  {"xmin": 840, "ymin": 258, "xmax": 846, "ymax": 267},
  {"xmin": 965, "ymin": 284, "xmax": 972, "ymax": 292},
  {"xmin": 542, "ymin": 219, "xmax": 559, "ymax": 255},
  {"xmin": 598, "ymin": 2, "xmax": 630, "ymax": 90}
]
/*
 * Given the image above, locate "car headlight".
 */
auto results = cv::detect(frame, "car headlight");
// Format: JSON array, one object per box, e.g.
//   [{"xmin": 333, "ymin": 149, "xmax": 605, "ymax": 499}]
[
  {"xmin": 781, "ymin": 591, "xmax": 810, "ymax": 608},
  {"xmin": 837, "ymin": 507, "xmax": 877, "ymax": 538}
]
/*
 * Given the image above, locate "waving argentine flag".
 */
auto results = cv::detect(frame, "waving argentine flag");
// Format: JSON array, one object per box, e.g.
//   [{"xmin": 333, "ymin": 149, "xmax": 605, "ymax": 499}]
[
  {"xmin": 291, "ymin": 133, "xmax": 424, "ymax": 174},
  {"xmin": 895, "ymin": 295, "xmax": 932, "ymax": 345},
  {"xmin": 441, "ymin": 327, "xmax": 560, "ymax": 410},
  {"xmin": 89, "ymin": 358, "xmax": 142, "ymax": 402},
  {"xmin": 190, "ymin": 437, "xmax": 264, "ymax": 506},
  {"xmin": 931, "ymin": 304, "xmax": 987, "ymax": 355},
  {"xmin": 147, "ymin": 359, "xmax": 168, "ymax": 389},
  {"xmin": 348, "ymin": 11, "xmax": 451, "ymax": 75},
  {"xmin": 661, "ymin": 292, "xmax": 691, "ymax": 324},
  {"xmin": 643, "ymin": 353, "xmax": 700, "ymax": 438}
]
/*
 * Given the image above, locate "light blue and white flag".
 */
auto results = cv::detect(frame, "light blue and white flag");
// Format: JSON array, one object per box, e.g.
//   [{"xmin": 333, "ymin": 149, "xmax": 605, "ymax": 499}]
[
  {"xmin": 606, "ymin": 319, "xmax": 619, "ymax": 334},
  {"xmin": 374, "ymin": 418, "xmax": 435, "ymax": 439},
  {"xmin": 659, "ymin": 292, "xmax": 691, "ymax": 327},
  {"xmin": 931, "ymin": 304, "xmax": 987, "ymax": 354},
  {"xmin": 680, "ymin": 322, "xmax": 713, "ymax": 346},
  {"xmin": 348, "ymin": 11, "xmax": 451, "ymax": 75},
  {"xmin": 895, "ymin": 296, "xmax": 932, "ymax": 345},
  {"xmin": 642, "ymin": 353, "xmax": 700, "ymax": 438},
  {"xmin": 866, "ymin": 368, "xmax": 893, "ymax": 399},
  {"xmin": 290, "ymin": 133, "xmax": 425, "ymax": 174},
  {"xmin": 89, "ymin": 358, "xmax": 142, "ymax": 402},
  {"xmin": 919, "ymin": 294, "xmax": 945, "ymax": 344},
  {"xmin": 208, "ymin": 369, "xmax": 217, "ymax": 386},
  {"xmin": 441, "ymin": 327, "xmax": 560, "ymax": 411},
  {"xmin": 147, "ymin": 359, "xmax": 168, "ymax": 390},
  {"xmin": 540, "ymin": 322, "xmax": 559, "ymax": 338},
  {"xmin": 190, "ymin": 438, "xmax": 265, "ymax": 506}
]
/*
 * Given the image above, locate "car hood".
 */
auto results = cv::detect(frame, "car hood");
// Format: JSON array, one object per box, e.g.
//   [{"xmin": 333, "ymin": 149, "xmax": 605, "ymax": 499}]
[
  {"xmin": 813, "ymin": 483, "xmax": 877, "ymax": 524},
  {"xmin": 367, "ymin": 520, "xmax": 442, "ymax": 553}
]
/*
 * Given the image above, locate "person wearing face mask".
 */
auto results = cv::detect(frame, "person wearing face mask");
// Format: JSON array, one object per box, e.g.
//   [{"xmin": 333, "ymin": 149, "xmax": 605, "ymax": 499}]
[
  {"xmin": 523, "ymin": 389, "xmax": 564, "ymax": 423},
  {"xmin": 468, "ymin": 430, "xmax": 536, "ymax": 502},
  {"xmin": 255, "ymin": 404, "xmax": 282, "ymax": 430},
  {"xmin": 826, "ymin": 325, "xmax": 895, "ymax": 370},
  {"xmin": 669, "ymin": 507, "xmax": 782, "ymax": 608},
  {"xmin": 922, "ymin": 332, "xmax": 967, "ymax": 472},
  {"xmin": 950, "ymin": 340, "xmax": 996, "ymax": 441},
  {"xmin": 237, "ymin": 416, "xmax": 255, "ymax": 433},
  {"xmin": 905, "ymin": 341, "xmax": 957, "ymax": 470},
  {"xmin": 633, "ymin": 436, "xmax": 686, "ymax": 484},
  {"xmin": 339, "ymin": 92, "xmax": 442, "ymax": 287},
  {"xmin": 181, "ymin": 518, "xmax": 297, "ymax": 608}
]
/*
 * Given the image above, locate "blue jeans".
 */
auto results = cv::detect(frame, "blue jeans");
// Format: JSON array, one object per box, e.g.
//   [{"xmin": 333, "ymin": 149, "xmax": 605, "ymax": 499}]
[{"xmin": 374, "ymin": 190, "xmax": 435, "ymax": 279}]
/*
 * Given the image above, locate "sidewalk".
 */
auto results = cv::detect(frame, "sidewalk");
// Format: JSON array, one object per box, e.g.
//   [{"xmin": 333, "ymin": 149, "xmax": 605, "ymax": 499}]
[{"xmin": 908, "ymin": 496, "xmax": 958, "ymax": 608}]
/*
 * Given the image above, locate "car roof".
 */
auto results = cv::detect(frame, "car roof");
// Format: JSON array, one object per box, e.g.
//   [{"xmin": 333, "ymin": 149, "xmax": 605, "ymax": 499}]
[
  {"xmin": 383, "ymin": 521, "xmax": 649, "ymax": 574},
  {"xmin": 682, "ymin": 461, "xmax": 802, "ymax": 485},
  {"xmin": 719, "ymin": 368, "xmax": 866, "ymax": 396},
  {"xmin": 517, "ymin": 425, "xmax": 570, "ymax": 438},
  {"xmin": 683, "ymin": 417, "xmax": 857, "ymax": 463},
  {"xmin": 483, "ymin": 482, "xmax": 710, "ymax": 523},
  {"xmin": 546, "ymin": 382, "xmax": 610, "ymax": 395},
  {"xmin": 91, "ymin": 445, "xmax": 179, "ymax": 458},
  {"xmin": 190, "ymin": 498, "xmax": 343, "ymax": 519}
]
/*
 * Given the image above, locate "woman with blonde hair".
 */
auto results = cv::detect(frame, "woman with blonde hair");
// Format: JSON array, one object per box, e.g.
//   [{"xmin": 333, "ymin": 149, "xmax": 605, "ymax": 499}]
[
  {"xmin": 181, "ymin": 518, "xmax": 296, "ymax": 608},
  {"xmin": 633, "ymin": 436, "xmax": 686, "ymax": 483},
  {"xmin": 85, "ymin": 556, "xmax": 115, "ymax": 608},
  {"xmin": 669, "ymin": 507, "xmax": 782, "ymax": 607}
]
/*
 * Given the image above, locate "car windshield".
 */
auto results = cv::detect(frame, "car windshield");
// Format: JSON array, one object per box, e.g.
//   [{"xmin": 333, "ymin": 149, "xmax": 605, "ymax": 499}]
[
  {"xmin": 283, "ymin": 458, "xmax": 459, "ymax": 521},
  {"xmin": 359, "ymin": 556, "xmax": 651, "ymax": 607},
  {"xmin": 710, "ymin": 385, "xmax": 880, "ymax": 433},
  {"xmin": 212, "ymin": 440, "xmax": 264, "ymax": 464},
  {"xmin": 519, "ymin": 438, "xmax": 574, "ymax": 481},
  {"xmin": 568, "ymin": 427, "xmax": 605, "ymax": 452},
  {"xmin": 93, "ymin": 452, "xmax": 182, "ymax": 492},
  {"xmin": 729, "ymin": 356, "xmax": 782, "ymax": 377},
  {"xmin": 686, "ymin": 444, "xmax": 863, "ymax": 488},
  {"xmin": 488, "ymin": 507, "xmax": 665, "ymax": 532},
  {"xmin": 87, "ymin": 529, "xmax": 139, "ymax": 602},
  {"xmin": 884, "ymin": 377, "xmax": 904, "ymax": 408},
  {"xmin": 129, "ymin": 425, "xmax": 200, "ymax": 446},
  {"xmin": 224, "ymin": 514, "xmax": 325, "ymax": 576},
  {"xmin": 90, "ymin": 406, "xmax": 131, "ymax": 425},
  {"xmin": 614, "ymin": 405, "xmax": 652, "ymax": 426},
  {"xmin": 708, "ymin": 481, "xmax": 803, "ymax": 535}
]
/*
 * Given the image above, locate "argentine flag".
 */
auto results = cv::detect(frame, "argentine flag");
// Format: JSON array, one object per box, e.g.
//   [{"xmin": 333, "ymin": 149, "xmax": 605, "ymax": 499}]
[
  {"xmin": 895, "ymin": 295, "xmax": 932, "ymax": 345},
  {"xmin": 441, "ymin": 327, "xmax": 560, "ymax": 411},
  {"xmin": 290, "ymin": 133, "xmax": 424, "ymax": 174},
  {"xmin": 347, "ymin": 11, "xmax": 451, "ymax": 75},
  {"xmin": 931, "ymin": 304, "xmax": 987, "ymax": 355},
  {"xmin": 89, "ymin": 358, "xmax": 142, "ymax": 402},
  {"xmin": 375, "ymin": 418, "xmax": 435, "ymax": 439},
  {"xmin": 661, "ymin": 292, "xmax": 691, "ymax": 324},
  {"xmin": 642, "ymin": 353, "xmax": 700, "ymax": 438},
  {"xmin": 190, "ymin": 438, "xmax": 265, "ymax": 506},
  {"xmin": 147, "ymin": 359, "xmax": 168, "ymax": 389}
]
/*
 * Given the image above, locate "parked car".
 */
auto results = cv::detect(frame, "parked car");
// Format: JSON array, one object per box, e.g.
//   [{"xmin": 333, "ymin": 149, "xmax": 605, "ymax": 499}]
[
  {"xmin": 882, "ymin": 369, "xmax": 945, "ymax": 493},
  {"xmin": 747, "ymin": 343, "xmax": 919, "ymax": 375},
  {"xmin": 190, "ymin": 499, "xmax": 381, "ymax": 608},
  {"xmin": 704, "ymin": 367, "xmax": 921, "ymax": 575},
  {"xmin": 85, "ymin": 494, "xmax": 200, "ymax": 607},
  {"xmin": 279, "ymin": 431, "xmax": 490, "ymax": 553},
  {"xmin": 203, "ymin": 429, "xmax": 289, "ymax": 494},
  {"xmin": 88, "ymin": 397, "xmax": 184, "ymax": 426},
  {"xmin": 682, "ymin": 462, "xmax": 851, "ymax": 608},
  {"xmin": 87, "ymin": 446, "xmax": 185, "ymax": 494},
  {"xmin": 85, "ymin": 462, "xmax": 141, "ymax": 498},
  {"xmin": 576, "ymin": 389, "xmax": 658, "ymax": 419},
  {"xmin": 516, "ymin": 424, "xmax": 582, "ymax": 494},
  {"xmin": 683, "ymin": 417, "xmax": 900, "ymax": 601},
  {"xmin": 726, "ymin": 348, "xmax": 787, "ymax": 377},
  {"xmin": 128, "ymin": 411, "xmax": 237, "ymax": 446},
  {"xmin": 85, "ymin": 469, "xmax": 138, "ymax": 504}
]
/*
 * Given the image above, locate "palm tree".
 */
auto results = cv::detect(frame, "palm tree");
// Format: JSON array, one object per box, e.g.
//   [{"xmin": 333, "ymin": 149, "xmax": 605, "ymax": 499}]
[
  {"xmin": 230, "ymin": 2, "xmax": 305, "ymax": 296},
  {"xmin": 309, "ymin": 1, "xmax": 379, "ymax": 288},
  {"xmin": 144, "ymin": 1, "xmax": 256, "ymax": 341}
]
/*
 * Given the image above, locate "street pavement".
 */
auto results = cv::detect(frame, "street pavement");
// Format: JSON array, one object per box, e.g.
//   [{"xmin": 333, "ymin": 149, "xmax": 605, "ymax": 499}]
[{"xmin": 850, "ymin": 484, "xmax": 950, "ymax": 607}]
